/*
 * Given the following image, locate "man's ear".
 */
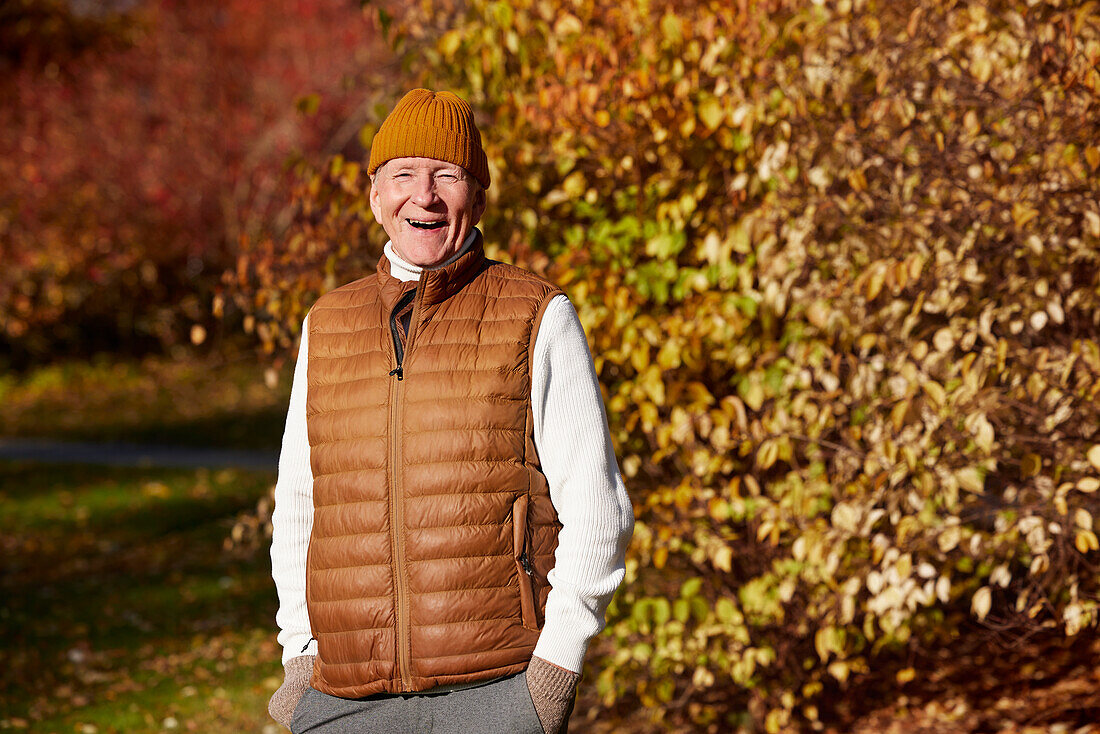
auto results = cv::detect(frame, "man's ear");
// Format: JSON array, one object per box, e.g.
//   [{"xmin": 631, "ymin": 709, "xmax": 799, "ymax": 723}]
[
  {"xmin": 471, "ymin": 185, "xmax": 487, "ymax": 225},
  {"xmin": 368, "ymin": 174, "xmax": 382, "ymax": 222}
]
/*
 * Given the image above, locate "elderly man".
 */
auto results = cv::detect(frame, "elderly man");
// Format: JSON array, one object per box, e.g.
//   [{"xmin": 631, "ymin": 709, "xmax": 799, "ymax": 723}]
[{"xmin": 266, "ymin": 89, "xmax": 634, "ymax": 733}]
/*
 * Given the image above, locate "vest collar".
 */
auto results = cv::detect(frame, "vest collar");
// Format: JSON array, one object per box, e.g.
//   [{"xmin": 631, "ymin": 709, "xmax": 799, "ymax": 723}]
[{"xmin": 376, "ymin": 229, "xmax": 487, "ymax": 311}]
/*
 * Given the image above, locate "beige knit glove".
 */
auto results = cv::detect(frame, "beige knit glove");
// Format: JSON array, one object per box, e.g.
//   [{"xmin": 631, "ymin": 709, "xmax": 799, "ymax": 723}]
[
  {"xmin": 268, "ymin": 654, "xmax": 315, "ymax": 730},
  {"xmin": 525, "ymin": 655, "xmax": 580, "ymax": 734}
]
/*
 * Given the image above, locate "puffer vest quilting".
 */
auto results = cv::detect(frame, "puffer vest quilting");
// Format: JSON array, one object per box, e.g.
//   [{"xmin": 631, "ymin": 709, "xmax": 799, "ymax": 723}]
[{"xmin": 304, "ymin": 233, "xmax": 563, "ymax": 697}]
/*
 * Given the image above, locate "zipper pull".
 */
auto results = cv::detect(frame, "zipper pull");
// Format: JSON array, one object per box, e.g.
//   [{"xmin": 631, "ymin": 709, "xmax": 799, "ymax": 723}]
[
  {"xmin": 519, "ymin": 550, "xmax": 533, "ymax": 576},
  {"xmin": 300, "ymin": 637, "xmax": 315, "ymax": 653},
  {"xmin": 389, "ymin": 366, "xmax": 403, "ymax": 380}
]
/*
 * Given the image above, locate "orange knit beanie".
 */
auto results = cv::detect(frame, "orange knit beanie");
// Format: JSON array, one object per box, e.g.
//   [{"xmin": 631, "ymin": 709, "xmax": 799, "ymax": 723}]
[{"xmin": 368, "ymin": 89, "xmax": 491, "ymax": 189}]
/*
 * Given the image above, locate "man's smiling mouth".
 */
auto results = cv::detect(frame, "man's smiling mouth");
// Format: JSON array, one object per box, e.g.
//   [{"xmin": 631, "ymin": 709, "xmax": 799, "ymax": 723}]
[{"xmin": 408, "ymin": 219, "xmax": 446, "ymax": 230}]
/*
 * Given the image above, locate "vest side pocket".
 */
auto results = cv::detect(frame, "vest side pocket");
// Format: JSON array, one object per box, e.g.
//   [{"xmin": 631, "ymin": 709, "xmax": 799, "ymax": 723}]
[{"xmin": 512, "ymin": 493, "xmax": 539, "ymax": 631}]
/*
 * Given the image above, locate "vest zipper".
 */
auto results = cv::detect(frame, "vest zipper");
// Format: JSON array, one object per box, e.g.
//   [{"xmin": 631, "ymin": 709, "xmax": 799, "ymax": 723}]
[
  {"xmin": 389, "ymin": 285, "xmax": 421, "ymax": 691},
  {"xmin": 512, "ymin": 494, "xmax": 539, "ymax": 630},
  {"xmin": 388, "ymin": 290, "xmax": 415, "ymax": 381}
]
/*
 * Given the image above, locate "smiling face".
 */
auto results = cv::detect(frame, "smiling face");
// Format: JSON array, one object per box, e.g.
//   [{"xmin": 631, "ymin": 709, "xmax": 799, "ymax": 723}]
[{"xmin": 369, "ymin": 157, "xmax": 486, "ymax": 267}]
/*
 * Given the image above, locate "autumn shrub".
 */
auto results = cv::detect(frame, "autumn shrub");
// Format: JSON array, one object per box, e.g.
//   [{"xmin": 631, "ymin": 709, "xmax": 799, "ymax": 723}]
[{"xmin": 235, "ymin": 0, "xmax": 1100, "ymax": 729}]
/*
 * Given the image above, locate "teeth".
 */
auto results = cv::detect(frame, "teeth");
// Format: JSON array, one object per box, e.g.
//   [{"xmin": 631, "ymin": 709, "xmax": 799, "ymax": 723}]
[{"xmin": 408, "ymin": 219, "xmax": 445, "ymax": 229}]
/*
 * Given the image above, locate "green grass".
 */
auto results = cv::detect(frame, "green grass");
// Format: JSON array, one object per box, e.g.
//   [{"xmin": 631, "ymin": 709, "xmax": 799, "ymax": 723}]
[
  {"xmin": 0, "ymin": 461, "xmax": 283, "ymax": 733},
  {"xmin": 0, "ymin": 353, "xmax": 293, "ymax": 451}
]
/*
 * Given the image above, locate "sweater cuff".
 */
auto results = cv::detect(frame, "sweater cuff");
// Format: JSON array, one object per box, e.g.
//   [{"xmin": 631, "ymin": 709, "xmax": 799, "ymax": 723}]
[
  {"xmin": 281, "ymin": 633, "xmax": 317, "ymax": 666},
  {"xmin": 532, "ymin": 610, "xmax": 590, "ymax": 673}
]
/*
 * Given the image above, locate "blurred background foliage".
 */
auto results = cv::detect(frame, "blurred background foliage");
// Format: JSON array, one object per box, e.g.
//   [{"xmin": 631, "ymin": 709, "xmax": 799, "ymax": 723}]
[
  {"xmin": 233, "ymin": 0, "xmax": 1100, "ymax": 729},
  {"xmin": 4, "ymin": 0, "xmax": 1100, "ymax": 731},
  {"xmin": 0, "ymin": 0, "xmax": 386, "ymax": 367}
]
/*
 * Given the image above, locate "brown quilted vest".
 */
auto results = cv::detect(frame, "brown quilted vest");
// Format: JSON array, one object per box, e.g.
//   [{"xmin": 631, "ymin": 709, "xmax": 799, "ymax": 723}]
[{"xmin": 304, "ymin": 232, "xmax": 564, "ymax": 697}]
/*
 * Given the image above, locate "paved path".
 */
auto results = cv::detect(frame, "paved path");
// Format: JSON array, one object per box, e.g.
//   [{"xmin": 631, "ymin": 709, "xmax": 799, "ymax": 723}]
[{"xmin": 0, "ymin": 438, "xmax": 278, "ymax": 471}]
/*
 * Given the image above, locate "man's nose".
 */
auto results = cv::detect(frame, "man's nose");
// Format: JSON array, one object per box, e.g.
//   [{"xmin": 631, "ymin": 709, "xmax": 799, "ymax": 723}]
[{"xmin": 410, "ymin": 174, "xmax": 440, "ymax": 206}]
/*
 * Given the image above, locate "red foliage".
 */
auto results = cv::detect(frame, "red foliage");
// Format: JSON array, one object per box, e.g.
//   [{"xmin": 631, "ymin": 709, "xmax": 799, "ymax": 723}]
[{"xmin": 0, "ymin": 0, "xmax": 385, "ymax": 364}]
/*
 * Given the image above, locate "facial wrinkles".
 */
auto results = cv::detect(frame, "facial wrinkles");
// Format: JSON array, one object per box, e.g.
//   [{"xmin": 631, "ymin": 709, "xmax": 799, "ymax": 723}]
[{"xmin": 370, "ymin": 158, "xmax": 484, "ymax": 267}]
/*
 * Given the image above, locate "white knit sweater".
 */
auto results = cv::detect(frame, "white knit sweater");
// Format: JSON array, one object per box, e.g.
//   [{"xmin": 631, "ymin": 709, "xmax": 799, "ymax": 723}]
[{"xmin": 270, "ymin": 234, "xmax": 634, "ymax": 675}]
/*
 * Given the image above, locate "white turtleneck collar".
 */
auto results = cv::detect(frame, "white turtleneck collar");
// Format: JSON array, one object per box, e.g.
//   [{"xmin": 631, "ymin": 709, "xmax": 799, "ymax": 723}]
[{"xmin": 383, "ymin": 228, "xmax": 479, "ymax": 284}]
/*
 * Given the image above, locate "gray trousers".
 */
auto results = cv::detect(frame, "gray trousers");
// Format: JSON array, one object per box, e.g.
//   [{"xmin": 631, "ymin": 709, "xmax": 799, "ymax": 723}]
[{"xmin": 290, "ymin": 671, "xmax": 545, "ymax": 734}]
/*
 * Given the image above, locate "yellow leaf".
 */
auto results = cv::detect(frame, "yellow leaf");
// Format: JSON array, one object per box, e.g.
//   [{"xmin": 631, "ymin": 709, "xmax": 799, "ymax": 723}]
[
  {"xmin": 848, "ymin": 169, "xmax": 867, "ymax": 193},
  {"xmin": 741, "ymin": 381, "xmax": 765, "ymax": 412},
  {"xmin": 756, "ymin": 440, "xmax": 779, "ymax": 470},
  {"xmin": 896, "ymin": 667, "xmax": 916, "ymax": 684},
  {"xmin": 756, "ymin": 521, "xmax": 773, "ymax": 543},
  {"xmin": 827, "ymin": 661, "xmax": 849, "ymax": 683},
  {"xmin": 830, "ymin": 502, "xmax": 859, "ymax": 534},
  {"xmin": 893, "ymin": 260, "xmax": 910, "ymax": 290},
  {"xmin": 743, "ymin": 474, "xmax": 760, "ymax": 496},
  {"xmin": 814, "ymin": 628, "xmax": 832, "ymax": 661},
  {"xmin": 964, "ymin": 110, "xmax": 981, "ymax": 136},
  {"xmin": 653, "ymin": 546, "xmax": 668, "ymax": 569},
  {"xmin": 895, "ymin": 553, "xmax": 912, "ymax": 579},
  {"xmin": 561, "ymin": 171, "xmax": 586, "ymax": 198},
  {"xmin": 594, "ymin": 110, "xmax": 610, "ymax": 128},
  {"xmin": 865, "ymin": 265, "xmax": 884, "ymax": 300},
  {"xmin": 439, "ymin": 30, "xmax": 463, "ymax": 58},
  {"xmin": 971, "ymin": 413, "xmax": 995, "ymax": 453},
  {"xmin": 640, "ymin": 367, "xmax": 665, "ymax": 406},
  {"xmin": 972, "ymin": 586, "xmax": 992, "ymax": 620},
  {"xmin": 1087, "ymin": 445, "xmax": 1100, "ymax": 472},
  {"xmin": 708, "ymin": 498, "xmax": 730, "ymax": 521},
  {"xmin": 1075, "ymin": 530, "xmax": 1099, "ymax": 554},
  {"xmin": 553, "ymin": 13, "xmax": 583, "ymax": 35},
  {"xmin": 921, "ymin": 381, "xmax": 946, "ymax": 407},
  {"xmin": 933, "ymin": 327, "xmax": 954, "ymax": 352},
  {"xmin": 1085, "ymin": 146, "xmax": 1100, "ymax": 171},
  {"xmin": 697, "ymin": 96, "xmax": 724, "ymax": 132},
  {"xmin": 713, "ymin": 545, "xmax": 733, "ymax": 572},
  {"xmin": 1020, "ymin": 453, "xmax": 1042, "ymax": 478},
  {"xmin": 957, "ymin": 467, "xmax": 984, "ymax": 494},
  {"xmin": 622, "ymin": 455, "xmax": 641, "ymax": 478},
  {"xmin": 971, "ymin": 53, "xmax": 992, "ymax": 84},
  {"xmin": 872, "ymin": 541, "xmax": 886, "ymax": 564},
  {"xmin": 890, "ymin": 399, "xmax": 911, "ymax": 432},
  {"xmin": 1078, "ymin": 477, "xmax": 1100, "ymax": 493},
  {"xmin": 656, "ymin": 342, "xmax": 680, "ymax": 370},
  {"xmin": 1030, "ymin": 555, "xmax": 1049, "ymax": 575},
  {"xmin": 1012, "ymin": 202, "xmax": 1039, "ymax": 229},
  {"xmin": 938, "ymin": 525, "xmax": 960, "ymax": 553},
  {"xmin": 660, "ymin": 12, "xmax": 682, "ymax": 43},
  {"xmin": 807, "ymin": 299, "xmax": 830, "ymax": 329},
  {"xmin": 1055, "ymin": 494, "xmax": 1069, "ymax": 515}
]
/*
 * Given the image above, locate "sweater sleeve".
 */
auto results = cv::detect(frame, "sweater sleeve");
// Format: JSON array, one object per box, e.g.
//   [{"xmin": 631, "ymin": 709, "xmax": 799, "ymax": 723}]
[
  {"xmin": 270, "ymin": 313, "xmax": 317, "ymax": 665},
  {"xmin": 530, "ymin": 295, "xmax": 635, "ymax": 673}
]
